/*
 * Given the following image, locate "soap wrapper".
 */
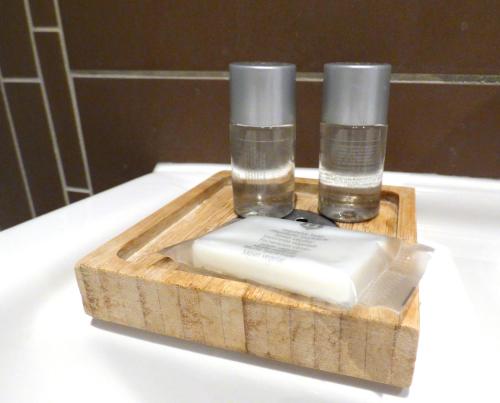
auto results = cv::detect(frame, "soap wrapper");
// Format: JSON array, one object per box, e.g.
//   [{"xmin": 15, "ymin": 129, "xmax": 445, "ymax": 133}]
[{"xmin": 159, "ymin": 216, "xmax": 432, "ymax": 312}]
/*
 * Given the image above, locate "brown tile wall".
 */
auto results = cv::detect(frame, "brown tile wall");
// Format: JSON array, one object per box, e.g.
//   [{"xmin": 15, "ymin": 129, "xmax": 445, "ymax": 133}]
[
  {"xmin": 36, "ymin": 32, "xmax": 87, "ymax": 188},
  {"xmin": 68, "ymin": 192, "xmax": 89, "ymax": 203},
  {"xmin": 29, "ymin": 0, "xmax": 56, "ymax": 27},
  {"xmin": 0, "ymin": 0, "xmax": 499, "ymax": 229},
  {"xmin": 60, "ymin": 1, "xmax": 500, "ymax": 74},
  {"xmin": 0, "ymin": 0, "xmax": 36, "ymax": 76},
  {"xmin": 0, "ymin": 85, "xmax": 32, "ymax": 229},
  {"xmin": 5, "ymin": 83, "xmax": 66, "ymax": 214}
]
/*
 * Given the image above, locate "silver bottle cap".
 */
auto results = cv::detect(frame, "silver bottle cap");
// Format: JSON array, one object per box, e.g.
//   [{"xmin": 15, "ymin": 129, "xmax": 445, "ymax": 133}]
[
  {"xmin": 230, "ymin": 62, "xmax": 296, "ymax": 126},
  {"xmin": 322, "ymin": 63, "xmax": 391, "ymax": 126}
]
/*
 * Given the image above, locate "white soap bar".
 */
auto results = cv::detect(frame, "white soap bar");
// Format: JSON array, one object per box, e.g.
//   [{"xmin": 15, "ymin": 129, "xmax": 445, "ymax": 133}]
[{"xmin": 164, "ymin": 216, "xmax": 396, "ymax": 308}]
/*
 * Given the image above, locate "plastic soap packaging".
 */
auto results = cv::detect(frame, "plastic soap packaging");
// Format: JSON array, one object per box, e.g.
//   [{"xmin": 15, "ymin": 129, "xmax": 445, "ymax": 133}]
[{"xmin": 159, "ymin": 216, "xmax": 433, "ymax": 312}]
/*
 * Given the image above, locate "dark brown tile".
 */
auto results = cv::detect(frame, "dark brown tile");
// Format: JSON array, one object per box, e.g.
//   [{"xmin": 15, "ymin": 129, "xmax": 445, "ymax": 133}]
[
  {"xmin": 61, "ymin": 1, "xmax": 500, "ymax": 74},
  {"xmin": 68, "ymin": 192, "xmax": 89, "ymax": 203},
  {"xmin": 386, "ymin": 84, "xmax": 500, "ymax": 178},
  {"xmin": 299, "ymin": 83, "xmax": 500, "ymax": 179},
  {"xmin": 0, "ymin": 0, "xmax": 36, "ymax": 77},
  {"xmin": 5, "ymin": 83, "xmax": 66, "ymax": 214},
  {"xmin": 29, "ymin": 0, "xmax": 56, "ymax": 27},
  {"xmin": 36, "ymin": 32, "xmax": 87, "ymax": 187},
  {"xmin": 75, "ymin": 78, "xmax": 499, "ymax": 194},
  {"xmin": 75, "ymin": 79, "xmax": 230, "ymax": 192},
  {"xmin": 0, "ymin": 87, "xmax": 32, "ymax": 229},
  {"xmin": 296, "ymin": 82, "xmax": 321, "ymax": 168}
]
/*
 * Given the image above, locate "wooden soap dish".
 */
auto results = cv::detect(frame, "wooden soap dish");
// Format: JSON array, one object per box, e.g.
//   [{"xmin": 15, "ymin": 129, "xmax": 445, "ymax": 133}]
[{"xmin": 75, "ymin": 171, "xmax": 419, "ymax": 388}]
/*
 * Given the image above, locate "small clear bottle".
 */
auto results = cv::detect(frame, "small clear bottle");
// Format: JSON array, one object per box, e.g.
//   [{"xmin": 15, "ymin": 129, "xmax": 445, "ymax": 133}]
[
  {"xmin": 229, "ymin": 62, "xmax": 296, "ymax": 217},
  {"xmin": 319, "ymin": 63, "xmax": 391, "ymax": 222}
]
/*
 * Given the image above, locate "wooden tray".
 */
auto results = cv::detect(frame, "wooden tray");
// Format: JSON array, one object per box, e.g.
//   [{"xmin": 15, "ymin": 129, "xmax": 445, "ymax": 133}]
[{"xmin": 75, "ymin": 171, "xmax": 419, "ymax": 388}]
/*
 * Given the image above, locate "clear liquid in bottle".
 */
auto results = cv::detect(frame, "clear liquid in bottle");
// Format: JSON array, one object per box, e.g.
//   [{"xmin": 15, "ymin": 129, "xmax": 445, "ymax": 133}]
[
  {"xmin": 319, "ymin": 123, "xmax": 387, "ymax": 222},
  {"xmin": 230, "ymin": 124, "xmax": 295, "ymax": 217}
]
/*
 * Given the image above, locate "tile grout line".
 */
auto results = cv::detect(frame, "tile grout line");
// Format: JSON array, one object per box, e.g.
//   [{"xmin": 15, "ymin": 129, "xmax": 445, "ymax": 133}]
[
  {"xmin": 2, "ymin": 77, "xmax": 41, "ymax": 83},
  {"xmin": 33, "ymin": 26, "xmax": 60, "ymax": 33},
  {"xmin": 54, "ymin": 0, "xmax": 94, "ymax": 194},
  {"xmin": 71, "ymin": 71, "xmax": 229, "ymax": 81},
  {"xmin": 391, "ymin": 75, "xmax": 500, "ymax": 86},
  {"xmin": 70, "ymin": 70, "xmax": 500, "ymax": 86},
  {"xmin": 23, "ymin": 0, "xmax": 69, "ymax": 205},
  {"xmin": 0, "ymin": 65, "xmax": 37, "ymax": 217},
  {"xmin": 297, "ymin": 72, "xmax": 500, "ymax": 85},
  {"xmin": 66, "ymin": 186, "xmax": 92, "ymax": 194}
]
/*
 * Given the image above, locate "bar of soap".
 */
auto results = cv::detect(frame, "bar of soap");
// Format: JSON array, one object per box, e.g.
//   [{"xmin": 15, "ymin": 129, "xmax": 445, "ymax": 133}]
[{"xmin": 187, "ymin": 217, "xmax": 390, "ymax": 307}]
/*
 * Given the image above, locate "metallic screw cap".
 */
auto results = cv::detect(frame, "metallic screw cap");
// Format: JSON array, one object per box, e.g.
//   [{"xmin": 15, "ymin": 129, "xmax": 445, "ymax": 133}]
[
  {"xmin": 230, "ymin": 62, "xmax": 296, "ymax": 126},
  {"xmin": 322, "ymin": 63, "xmax": 391, "ymax": 126}
]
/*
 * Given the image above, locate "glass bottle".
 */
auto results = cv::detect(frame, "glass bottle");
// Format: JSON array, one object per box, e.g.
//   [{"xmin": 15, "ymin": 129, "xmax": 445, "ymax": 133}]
[
  {"xmin": 319, "ymin": 63, "xmax": 391, "ymax": 222},
  {"xmin": 229, "ymin": 62, "xmax": 296, "ymax": 217}
]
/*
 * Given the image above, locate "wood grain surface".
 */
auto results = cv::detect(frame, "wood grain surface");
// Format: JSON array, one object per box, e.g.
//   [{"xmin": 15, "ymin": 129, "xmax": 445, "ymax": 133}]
[{"xmin": 75, "ymin": 171, "xmax": 420, "ymax": 387}]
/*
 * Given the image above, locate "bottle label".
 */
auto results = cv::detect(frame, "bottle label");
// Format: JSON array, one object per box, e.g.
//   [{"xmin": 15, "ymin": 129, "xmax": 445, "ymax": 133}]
[
  {"xmin": 319, "ymin": 126, "xmax": 385, "ymax": 189},
  {"xmin": 319, "ymin": 168, "xmax": 383, "ymax": 188}
]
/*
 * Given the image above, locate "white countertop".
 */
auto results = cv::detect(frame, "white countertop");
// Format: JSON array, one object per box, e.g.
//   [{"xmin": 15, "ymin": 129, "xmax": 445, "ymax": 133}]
[{"xmin": 1, "ymin": 163, "xmax": 499, "ymax": 403}]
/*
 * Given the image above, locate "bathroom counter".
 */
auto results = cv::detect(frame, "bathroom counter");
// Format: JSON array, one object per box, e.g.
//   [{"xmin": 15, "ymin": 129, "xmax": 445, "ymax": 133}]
[{"xmin": 1, "ymin": 163, "xmax": 498, "ymax": 402}]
